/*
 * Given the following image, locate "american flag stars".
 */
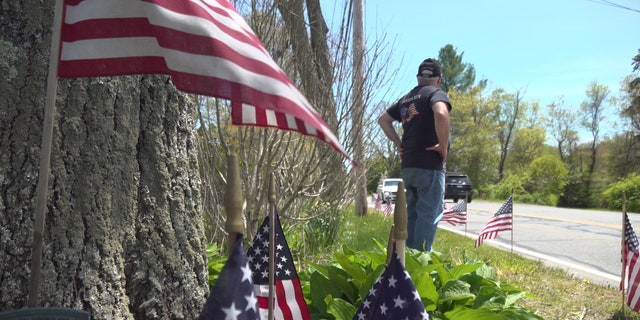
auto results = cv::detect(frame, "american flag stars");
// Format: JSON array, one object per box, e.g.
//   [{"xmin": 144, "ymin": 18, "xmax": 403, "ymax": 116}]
[{"xmin": 353, "ymin": 244, "xmax": 429, "ymax": 320}]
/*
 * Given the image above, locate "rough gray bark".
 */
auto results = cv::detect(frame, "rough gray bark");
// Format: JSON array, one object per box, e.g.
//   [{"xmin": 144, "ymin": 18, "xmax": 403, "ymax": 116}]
[{"xmin": 1, "ymin": 1, "xmax": 208, "ymax": 318}]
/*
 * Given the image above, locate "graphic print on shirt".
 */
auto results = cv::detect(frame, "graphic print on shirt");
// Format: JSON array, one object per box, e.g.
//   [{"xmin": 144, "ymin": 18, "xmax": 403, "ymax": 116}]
[{"xmin": 401, "ymin": 103, "xmax": 419, "ymax": 124}]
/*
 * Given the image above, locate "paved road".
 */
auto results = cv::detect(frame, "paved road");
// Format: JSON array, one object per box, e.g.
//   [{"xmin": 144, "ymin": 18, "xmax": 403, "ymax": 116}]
[{"xmin": 435, "ymin": 200, "xmax": 640, "ymax": 287}]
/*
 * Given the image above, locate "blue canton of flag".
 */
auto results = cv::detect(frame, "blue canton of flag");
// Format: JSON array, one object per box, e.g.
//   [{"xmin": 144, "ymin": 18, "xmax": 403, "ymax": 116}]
[
  {"xmin": 198, "ymin": 234, "xmax": 259, "ymax": 320},
  {"xmin": 247, "ymin": 212, "xmax": 311, "ymax": 320},
  {"xmin": 352, "ymin": 243, "xmax": 429, "ymax": 320},
  {"xmin": 625, "ymin": 213, "xmax": 640, "ymax": 254}
]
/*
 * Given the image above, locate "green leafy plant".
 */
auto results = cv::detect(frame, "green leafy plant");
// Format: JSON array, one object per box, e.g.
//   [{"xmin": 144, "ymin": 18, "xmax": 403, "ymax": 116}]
[{"xmin": 300, "ymin": 240, "xmax": 543, "ymax": 320}]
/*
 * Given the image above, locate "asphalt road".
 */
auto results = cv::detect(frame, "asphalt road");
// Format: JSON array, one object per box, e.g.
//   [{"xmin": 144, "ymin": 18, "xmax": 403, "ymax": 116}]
[{"xmin": 436, "ymin": 199, "xmax": 640, "ymax": 287}]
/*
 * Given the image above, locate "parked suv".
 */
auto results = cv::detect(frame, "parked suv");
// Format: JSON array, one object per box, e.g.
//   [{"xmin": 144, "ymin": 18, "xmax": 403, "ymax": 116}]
[
  {"xmin": 376, "ymin": 178, "xmax": 403, "ymax": 204},
  {"xmin": 445, "ymin": 172, "xmax": 473, "ymax": 203}
]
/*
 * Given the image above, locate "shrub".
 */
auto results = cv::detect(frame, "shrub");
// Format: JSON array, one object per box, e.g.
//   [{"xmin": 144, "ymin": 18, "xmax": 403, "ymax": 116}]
[{"xmin": 602, "ymin": 174, "xmax": 640, "ymax": 212}]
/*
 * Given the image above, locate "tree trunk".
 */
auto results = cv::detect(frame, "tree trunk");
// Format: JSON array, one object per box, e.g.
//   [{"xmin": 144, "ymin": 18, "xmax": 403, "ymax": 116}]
[{"xmin": 1, "ymin": 2, "xmax": 207, "ymax": 319}]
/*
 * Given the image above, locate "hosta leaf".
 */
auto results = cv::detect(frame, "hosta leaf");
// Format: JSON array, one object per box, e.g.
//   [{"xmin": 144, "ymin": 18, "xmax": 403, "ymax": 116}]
[
  {"xmin": 450, "ymin": 262, "xmax": 483, "ymax": 279},
  {"xmin": 445, "ymin": 306, "xmax": 507, "ymax": 320},
  {"xmin": 309, "ymin": 271, "xmax": 342, "ymax": 315},
  {"xmin": 439, "ymin": 279, "xmax": 474, "ymax": 302},
  {"xmin": 326, "ymin": 297, "xmax": 357, "ymax": 320}
]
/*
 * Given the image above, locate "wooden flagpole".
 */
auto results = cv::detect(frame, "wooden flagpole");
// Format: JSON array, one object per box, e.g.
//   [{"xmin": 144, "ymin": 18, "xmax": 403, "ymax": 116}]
[
  {"xmin": 268, "ymin": 175, "xmax": 276, "ymax": 320},
  {"xmin": 464, "ymin": 191, "xmax": 468, "ymax": 235},
  {"xmin": 27, "ymin": 0, "xmax": 64, "ymax": 307},
  {"xmin": 224, "ymin": 154, "xmax": 244, "ymax": 252},
  {"xmin": 621, "ymin": 192, "xmax": 627, "ymax": 316},
  {"xmin": 510, "ymin": 191, "xmax": 514, "ymax": 258},
  {"xmin": 393, "ymin": 181, "xmax": 407, "ymax": 266}
]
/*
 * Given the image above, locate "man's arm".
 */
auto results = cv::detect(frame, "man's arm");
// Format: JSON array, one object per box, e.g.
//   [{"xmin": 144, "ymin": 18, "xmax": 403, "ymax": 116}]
[
  {"xmin": 377, "ymin": 111, "xmax": 403, "ymax": 156},
  {"xmin": 426, "ymin": 101, "xmax": 450, "ymax": 164}
]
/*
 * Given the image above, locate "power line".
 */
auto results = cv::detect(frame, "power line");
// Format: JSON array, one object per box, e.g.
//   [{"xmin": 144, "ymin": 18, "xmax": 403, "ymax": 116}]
[{"xmin": 586, "ymin": 0, "xmax": 640, "ymax": 14}]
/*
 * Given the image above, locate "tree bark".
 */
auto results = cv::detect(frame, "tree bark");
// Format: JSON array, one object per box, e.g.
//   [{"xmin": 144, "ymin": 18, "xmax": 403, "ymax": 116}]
[{"xmin": 1, "ymin": 2, "xmax": 207, "ymax": 318}]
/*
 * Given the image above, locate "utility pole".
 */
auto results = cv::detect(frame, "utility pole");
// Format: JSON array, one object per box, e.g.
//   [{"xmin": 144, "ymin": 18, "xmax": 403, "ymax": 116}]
[{"xmin": 352, "ymin": 0, "xmax": 367, "ymax": 216}]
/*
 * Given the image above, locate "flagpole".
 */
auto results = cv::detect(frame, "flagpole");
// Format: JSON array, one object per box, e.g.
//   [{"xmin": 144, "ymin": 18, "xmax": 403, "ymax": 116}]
[
  {"xmin": 621, "ymin": 192, "xmax": 627, "ymax": 316},
  {"xmin": 386, "ymin": 225, "xmax": 395, "ymax": 265},
  {"xmin": 393, "ymin": 181, "xmax": 407, "ymax": 266},
  {"xmin": 27, "ymin": 0, "xmax": 64, "ymax": 307},
  {"xmin": 268, "ymin": 174, "xmax": 277, "ymax": 320},
  {"xmin": 225, "ymin": 154, "xmax": 244, "ymax": 252},
  {"xmin": 510, "ymin": 191, "xmax": 514, "ymax": 257},
  {"xmin": 464, "ymin": 192, "xmax": 468, "ymax": 236}
]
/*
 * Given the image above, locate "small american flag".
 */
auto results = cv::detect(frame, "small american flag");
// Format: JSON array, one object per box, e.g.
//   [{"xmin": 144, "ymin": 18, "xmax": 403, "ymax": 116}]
[
  {"xmin": 352, "ymin": 242, "xmax": 429, "ymax": 320},
  {"xmin": 623, "ymin": 212, "xmax": 640, "ymax": 312},
  {"xmin": 247, "ymin": 212, "xmax": 310, "ymax": 320},
  {"xmin": 384, "ymin": 203, "xmax": 394, "ymax": 217},
  {"xmin": 375, "ymin": 196, "xmax": 383, "ymax": 212},
  {"xmin": 57, "ymin": 0, "xmax": 350, "ymax": 162},
  {"xmin": 476, "ymin": 196, "xmax": 513, "ymax": 247},
  {"xmin": 198, "ymin": 234, "xmax": 259, "ymax": 320},
  {"xmin": 441, "ymin": 200, "xmax": 467, "ymax": 226}
]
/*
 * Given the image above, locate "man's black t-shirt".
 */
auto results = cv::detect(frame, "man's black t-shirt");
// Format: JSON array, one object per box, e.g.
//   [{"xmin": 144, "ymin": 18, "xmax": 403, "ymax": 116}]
[{"xmin": 386, "ymin": 85, "xmax": 451, "ymax": 170}]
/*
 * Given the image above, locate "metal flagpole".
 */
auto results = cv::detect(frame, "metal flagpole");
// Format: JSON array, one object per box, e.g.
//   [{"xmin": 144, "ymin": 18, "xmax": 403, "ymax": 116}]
[
  {"xmin": 268, "ymin": 175, "xmax": 276, "ymax": 320},
  {"xmin": 27, "ymin": 0, "xmax": 64, "ymax": 307},
  {"xmin": 621, "ymin": 192, "xmax": 627, "ymax": 316}
]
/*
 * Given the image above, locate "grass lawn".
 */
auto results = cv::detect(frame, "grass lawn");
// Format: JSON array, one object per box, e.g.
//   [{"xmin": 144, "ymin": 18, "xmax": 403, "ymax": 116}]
[{"xmin": 335, "ymin": 209, "xmax": 640, "ymax": 320}]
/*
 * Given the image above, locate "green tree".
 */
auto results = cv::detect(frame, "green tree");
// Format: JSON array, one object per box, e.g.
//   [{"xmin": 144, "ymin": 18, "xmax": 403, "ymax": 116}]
[
  {"xmin": 546, "ymin": 98, "xmax": 579, "ymax": 163},
  {"xmin": 508, "ymin": 126, "xmax": 549, "ymax": 173},
  {"xmin": 494, "ymin": 89, "xmax": 526, "ymax": 180},
  {"xmin": 523, "ymin": 155, "xmax": 569, "ymax": 205},
  {"xmin": 621, "ymin": 50, "xmax": 640, "ymax": 134},
  {"xmin": 448, "ymin": 86, "xmax": 500, "ymax": 190},
  {"xmin": 580, "ymin": 82, "xmax": 610, "ymax": 199},
  {"xmin": 437, "ymin": 44, "xmax": 483, "ymax": 93}
]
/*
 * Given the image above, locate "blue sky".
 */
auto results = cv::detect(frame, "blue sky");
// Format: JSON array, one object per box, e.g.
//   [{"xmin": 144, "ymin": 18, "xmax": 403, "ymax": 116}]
[{"xmin": 325, "ymin": 0, "xmax": 639, "ymax": 111}]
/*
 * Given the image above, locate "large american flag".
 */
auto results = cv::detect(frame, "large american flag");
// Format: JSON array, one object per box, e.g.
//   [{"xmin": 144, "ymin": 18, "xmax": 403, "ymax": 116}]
[
  {"xmin": 57, "ymin": 0, "xmax": 350, "ymax": 162},
  {"xmin": 475, "ymin": 196, "xmax": 513, "ymax": 247},
  {"xmin": 247, "ymin": 212, "xmax": 310, "ymax": 320},
  {"xmin": 440, "ymin": 200, "xmax": 467, "ymax": 226},
  {"xmin": 623, "ymin": 212, "xmax": 640, "ymax": 312},
  {"xmin": 198, "ymin": 234, "xmax": 259, "ymax": 320},
  {"xmin": 352, "ymin": 243, "xmax": 429, "ymax": 320}
]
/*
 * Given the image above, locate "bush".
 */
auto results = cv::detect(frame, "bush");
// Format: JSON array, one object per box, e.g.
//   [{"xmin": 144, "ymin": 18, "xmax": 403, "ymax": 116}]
[
  {"xmin": 602, "ymin": 174, "xmax": 640, "ymax": 212},
  {"xmin": 301, "ymin": 242, "xmax": 543, "ymax": 320}
]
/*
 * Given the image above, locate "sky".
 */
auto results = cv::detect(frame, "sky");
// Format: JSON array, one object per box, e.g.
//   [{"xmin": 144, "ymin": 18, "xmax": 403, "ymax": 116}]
[{"xmin": 324, "ymin": 0, "xmax": 639, "ymax": 117}]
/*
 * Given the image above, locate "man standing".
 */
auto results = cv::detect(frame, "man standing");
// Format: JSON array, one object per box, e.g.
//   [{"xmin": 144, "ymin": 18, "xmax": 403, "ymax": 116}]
[{"xmin": 378, "ymin": 58, "xmax": 451, "ymax": 251}]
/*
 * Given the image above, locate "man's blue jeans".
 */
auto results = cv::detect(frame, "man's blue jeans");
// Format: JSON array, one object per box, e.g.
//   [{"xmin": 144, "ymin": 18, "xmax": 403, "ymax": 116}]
[{"xmin": 402, "ymin": 167, "xmax": 445, "ymax": 251}]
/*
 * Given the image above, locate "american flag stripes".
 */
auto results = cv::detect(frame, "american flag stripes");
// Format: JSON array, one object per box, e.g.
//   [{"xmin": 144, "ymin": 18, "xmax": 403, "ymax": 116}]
[
  {"xmin": 441, "ymin": 200, "xmax": 467, "ymax": 226},
  {"xmin": 57, "ymin": 0, "xmax": 350, "ymax": 162},
  {"xmin": 475, "ymin": 196, "xmax": 513, "ymax": 247},
  {"xmin": 384, "ymin": 203, "xmax": 394, "ymax": 217},
  {"xmin": 623, "ymin": 212, "xmax": 640, "ymax": 312},
  {"xmin": 247, "ymin": 212, "xmax": 311, "ymax": 320},
  {"xmin": 198, "ymin": 234, "xmax": 259, "ymax": 320},
  {"xmin": 352, "ymin": 243, "xmax": 429, "ymax": 320}
]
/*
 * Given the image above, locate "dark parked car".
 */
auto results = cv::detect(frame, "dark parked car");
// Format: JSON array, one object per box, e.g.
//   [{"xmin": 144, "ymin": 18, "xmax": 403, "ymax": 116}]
[{"xmin": 445, "ymin": 172, "xmax": 472, "ymax": 203}]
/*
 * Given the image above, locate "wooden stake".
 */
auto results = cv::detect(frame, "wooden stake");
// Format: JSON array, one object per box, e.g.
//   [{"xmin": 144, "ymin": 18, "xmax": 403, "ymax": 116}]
[{"xmin": 28, "ymin": 0, "xmax": 64, "ymax": 307}]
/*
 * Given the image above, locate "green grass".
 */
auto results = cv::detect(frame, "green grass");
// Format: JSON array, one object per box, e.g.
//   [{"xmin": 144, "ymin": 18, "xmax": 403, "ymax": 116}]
[{"xmin": 334, "ymin": 209, "xmax": 640, "ymax": 320}]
